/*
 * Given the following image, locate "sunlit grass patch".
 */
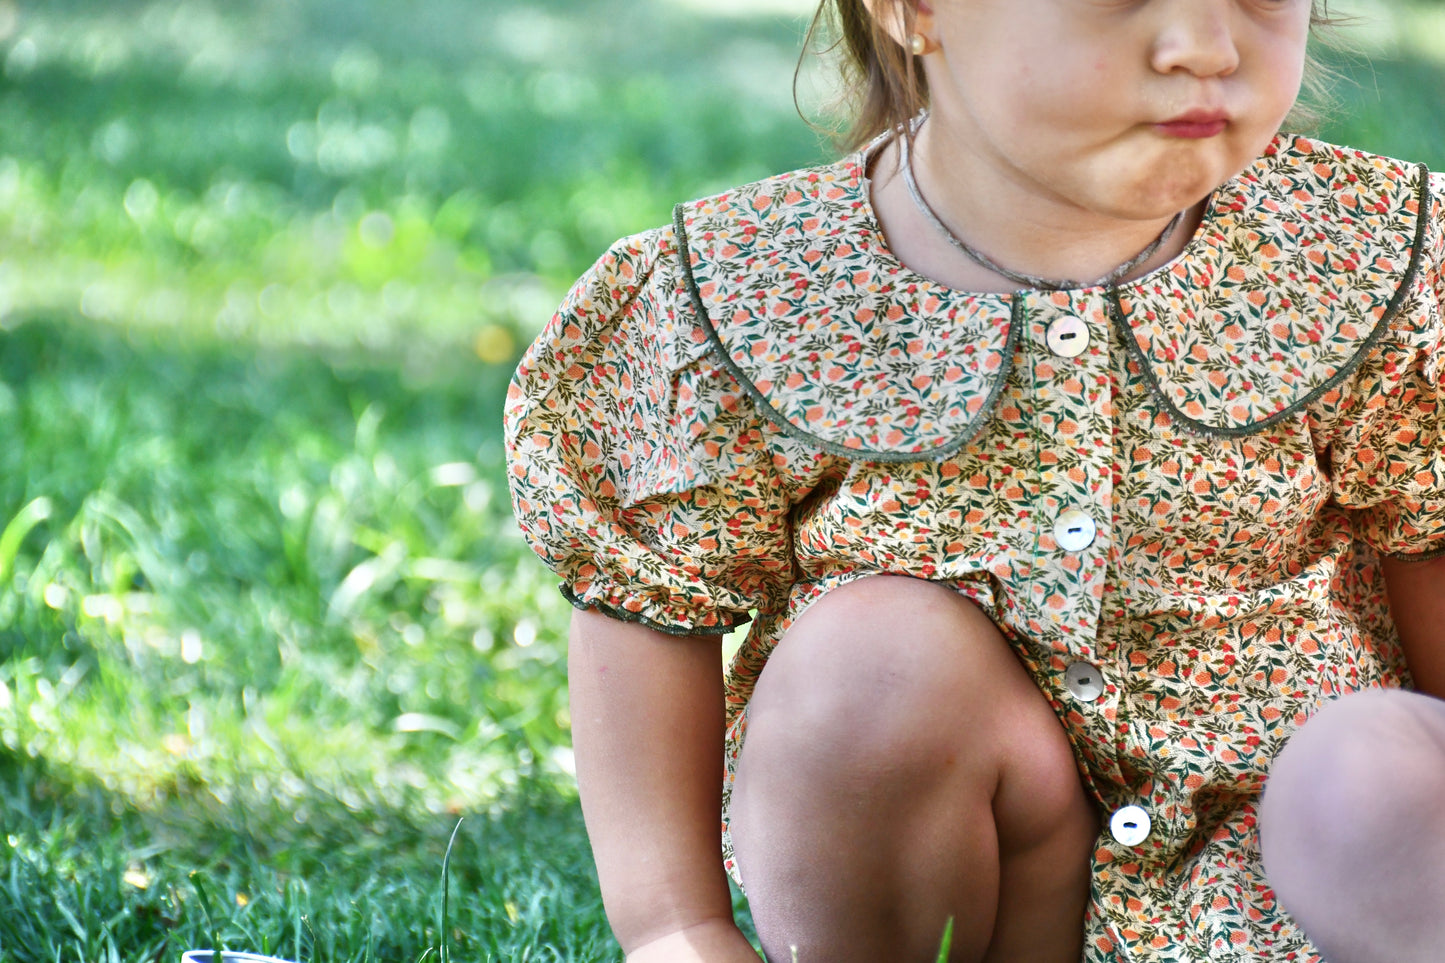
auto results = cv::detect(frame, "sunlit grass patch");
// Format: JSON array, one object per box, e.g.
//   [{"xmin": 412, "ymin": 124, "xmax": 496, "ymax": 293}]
[
  {"xmin": 0, "ymin": 0, "xmax": 827, "ymax": 368},
  {"xmin": 0, "ymin": 318, "xmax": 573, "ymax": 811},
  {"xmin": 0, "ymin": 315, "xmax": 614, "ymax": 957}
]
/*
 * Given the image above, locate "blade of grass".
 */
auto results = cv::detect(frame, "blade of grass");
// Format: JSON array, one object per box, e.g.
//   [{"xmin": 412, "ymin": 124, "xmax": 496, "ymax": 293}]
[
  {"xmin": 439, "ymin": 818, "xmax": 463, "ymax": 963},
  {"xmin": 292, "ymin": 880, "xmax": 303, "ymax": 963},
  {"xmin": 934, "ymin": 917, "xmax": 954, "ymax": 963},
  {"xmin": 188, "ymin": 872, "xmax": 222, "ymax": 962},
  {"xmin": 54, "ymin": 899, "xmax": 86, "ymax": 942},
  {"xmin": 0, "ymin": 496, "xmax": 52, "ymax": 585}
]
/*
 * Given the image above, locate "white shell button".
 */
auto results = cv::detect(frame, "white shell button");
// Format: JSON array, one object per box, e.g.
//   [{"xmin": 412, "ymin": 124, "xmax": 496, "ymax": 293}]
[
  {"xmin": 1065, "ymin": 661, "xmax": 1105, "ymax": 703},
  {"xmin": 1046, "ymin": 316, "xmax": 1091, "ymax": 358},
  {"xmin": 1110, "ymin": 805, "xmax": 1152, "ymax": 847},
  {"xmin": 1054, "ymin": 509, "xmax": 1097, "ymax": 552}
]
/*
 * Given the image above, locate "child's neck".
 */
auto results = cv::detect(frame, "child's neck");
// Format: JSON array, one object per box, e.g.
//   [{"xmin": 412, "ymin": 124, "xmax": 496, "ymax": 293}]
[{"xmin": 868, "ymin": 125, "xmax": 1205, "ymax": 295}]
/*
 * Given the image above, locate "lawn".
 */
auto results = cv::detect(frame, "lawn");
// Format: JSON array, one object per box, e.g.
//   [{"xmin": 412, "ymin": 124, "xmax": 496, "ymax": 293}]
[{"xmin": 0, "ymin": 0, "xmax": 1441, "ymax": 959}]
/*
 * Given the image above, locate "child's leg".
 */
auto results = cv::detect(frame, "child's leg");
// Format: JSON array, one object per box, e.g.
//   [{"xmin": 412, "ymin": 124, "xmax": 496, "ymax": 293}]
[
  {"xmin": 728, "ymin": 576, "xmax": 1097, "ymax": 963},
  {"xmin": 1260, "ymin": 688, "xmax": 1445, "ymax": 963}
]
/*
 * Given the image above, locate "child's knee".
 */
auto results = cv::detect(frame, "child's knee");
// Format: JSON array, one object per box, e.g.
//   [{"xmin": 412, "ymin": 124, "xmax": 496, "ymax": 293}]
[
  {"xmin": 1262, "ymin": 689, "xmax": 1445, "ymax": 867},
  {"xmin": 1271, "ymin": 689, "xmax": 1445, "ymax": 793},
  {"xmin": 744, "ymin": 575, "xmax": 1082, "ymax": 815},
  {"xmin": 746, "ymin": 576, "xmax": 1007, "ymax": 775}
]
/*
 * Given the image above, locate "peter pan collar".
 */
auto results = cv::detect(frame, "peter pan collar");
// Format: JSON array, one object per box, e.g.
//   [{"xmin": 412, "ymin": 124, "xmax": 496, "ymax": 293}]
[
  {"xmin": 1110, "ymin": 136, "xmax": 1431, "ymax": 436},
  {"xmin": 673, "ymin": 134, "xmax": 1433, "ymax": 460}
]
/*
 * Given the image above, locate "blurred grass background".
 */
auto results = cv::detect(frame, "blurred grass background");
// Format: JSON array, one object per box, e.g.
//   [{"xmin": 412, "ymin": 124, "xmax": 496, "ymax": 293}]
[{"xmin": 0, "ymin": 0, "xmax": 1440, "ymax": 959}]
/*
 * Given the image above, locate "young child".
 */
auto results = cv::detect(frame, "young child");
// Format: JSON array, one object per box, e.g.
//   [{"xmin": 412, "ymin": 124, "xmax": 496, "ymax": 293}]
[{"xmin": 506, "ymin": 1, "xmax": 1445, "ymax": 960}]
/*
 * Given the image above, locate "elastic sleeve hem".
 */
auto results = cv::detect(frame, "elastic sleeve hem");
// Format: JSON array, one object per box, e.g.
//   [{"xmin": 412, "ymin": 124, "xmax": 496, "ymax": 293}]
[
  {"xmin": 1379, "ymin": 541, "xmax": 1445, "ymax": 563},
  {"xmin": 559, "ymin": 584, "xmax": 753, "ymax": 638}
]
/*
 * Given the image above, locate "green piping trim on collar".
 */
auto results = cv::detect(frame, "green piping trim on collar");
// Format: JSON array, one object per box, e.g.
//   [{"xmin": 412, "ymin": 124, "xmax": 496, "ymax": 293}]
[
  {"xmin": 1106, "ymin": 163, "xmax": 1433, "ymax": 441},
  {"xmin": 672, "ymin": 203, "xmax": 1022, "ymax": 465},
  {"xmin": 559, "ymin": 584, "xmax": 750, "ymax": 637}
]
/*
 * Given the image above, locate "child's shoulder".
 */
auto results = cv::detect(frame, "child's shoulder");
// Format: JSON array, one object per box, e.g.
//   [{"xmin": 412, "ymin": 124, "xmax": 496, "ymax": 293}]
[
  {"xmin": 672, "ymin": 134, "xmax": 1436, "ymax": 223},
  {"xmin": 663, "ymin": 133, "xmax": 1441, "ymax": 283},
  {"xmin": 1258, "ymin": 133, "xmax": 1426, "ymax": 185},
  {"xmin": 675, "ymin": 152, "xmax": 867, "ymax": 236},
  {"xmin": 549, "ymin": 152, "xmax": 864, "ymax": 315},
  {"xmin": 670, "ymin": 152, "xmax": 881, "ymax": 314},
  {"xmin": 1189, "ymin": 133, "xmax": 1438, "ymax": 319},
  {"xmin": 669, "ymin": 134, "xmax": 1440, "ymax": 286}
]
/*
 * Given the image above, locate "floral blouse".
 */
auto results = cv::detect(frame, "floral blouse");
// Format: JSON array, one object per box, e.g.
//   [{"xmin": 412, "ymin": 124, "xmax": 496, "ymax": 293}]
[{"xmin": 505, "ymin": 133, "xmax": 1445, "ymax": 962}]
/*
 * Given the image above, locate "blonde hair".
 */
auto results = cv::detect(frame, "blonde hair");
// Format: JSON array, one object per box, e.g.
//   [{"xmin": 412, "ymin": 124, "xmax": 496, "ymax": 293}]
[{"xmin": 799, "ymin": 1, "xmax": 1348, "ymax": 153}]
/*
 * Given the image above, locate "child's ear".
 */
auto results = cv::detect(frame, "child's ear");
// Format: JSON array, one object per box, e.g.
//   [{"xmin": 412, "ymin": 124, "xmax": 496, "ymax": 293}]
[{"xmin": 860, "ymin": 0, "xmax": 937, "ymax": 54}]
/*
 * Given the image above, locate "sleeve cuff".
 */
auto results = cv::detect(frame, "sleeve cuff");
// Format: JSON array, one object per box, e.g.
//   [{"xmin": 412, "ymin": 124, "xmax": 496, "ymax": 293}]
[
  {"xmin": 1380, "ymin": 541, "xmax": 1445, "ymax": 562},
  {"xmin": 559, "ymin": 584, "xmax": 752, "ymax": 637}
]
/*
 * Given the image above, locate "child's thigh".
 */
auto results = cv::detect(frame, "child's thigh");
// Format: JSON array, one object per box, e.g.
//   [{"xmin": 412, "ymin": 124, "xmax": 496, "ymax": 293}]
[
  {"xmin": 730, "ymin": 576, "xmax": 1095, "ymax": 962},
  {"xmin": 743, "ymin": 575, "xmax": 1087, "ymax": 837}
]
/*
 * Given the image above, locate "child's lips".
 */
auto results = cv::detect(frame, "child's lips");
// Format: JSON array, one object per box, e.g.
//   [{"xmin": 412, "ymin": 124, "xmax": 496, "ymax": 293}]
[{"xmin": 1154, "ymin": 110, "xmax": 1229, "ymax": 139}]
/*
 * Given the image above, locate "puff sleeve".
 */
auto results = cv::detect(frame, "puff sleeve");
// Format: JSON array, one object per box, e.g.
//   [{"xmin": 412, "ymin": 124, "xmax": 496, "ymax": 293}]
[
  {"xmin": 504, "ymin": 228, "xmax": 797, "ymax": 635},
  {"xmin": 1330, "ymin": 172, "xmax": 1445, "ymax": 559}
]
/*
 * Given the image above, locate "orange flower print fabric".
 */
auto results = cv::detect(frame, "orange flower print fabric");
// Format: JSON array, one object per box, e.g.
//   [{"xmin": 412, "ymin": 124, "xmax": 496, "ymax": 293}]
[{"xmin": 505, "ymin": 134, "xmax": 1445, "ymax": 962}]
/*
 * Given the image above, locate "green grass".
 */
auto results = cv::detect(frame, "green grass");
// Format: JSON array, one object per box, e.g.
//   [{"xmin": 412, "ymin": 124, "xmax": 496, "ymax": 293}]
[
  {"xmin": 0, "ymin": 0, "xmax": 806, "ymax": 954},
  {"xmin": 0, "ymin": 318, "xmax": 761, "ymax": 956},
  {"xmin": 0, "ymin": 318, "xmax": 557, "ymax": 802},
  {"xmin": 0, "ymin": 0, "xmax": 1442, "ymax": 959},
  {"xmin": 0, "ymin": 0, "xmax": 828, "ymax": 362},
  {"xmin": 0, "ymin": 752, "xmax": 615, "ymax": 962}
]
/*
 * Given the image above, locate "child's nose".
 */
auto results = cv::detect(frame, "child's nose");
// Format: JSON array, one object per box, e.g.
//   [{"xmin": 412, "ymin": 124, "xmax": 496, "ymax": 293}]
[{"xmin": 1149, "ymin": 0, "xmax": 1242, "ymax": 79}]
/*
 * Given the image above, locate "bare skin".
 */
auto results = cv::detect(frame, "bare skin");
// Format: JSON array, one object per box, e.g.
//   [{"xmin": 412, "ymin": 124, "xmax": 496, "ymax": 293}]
[
  {"xmin": 569, "ymin": 578, "xmax": 1097, "ymax": 963},
  {"xmin": 869, "ymin": 0, "xmax": 1311, "ymax": 293},
  {"xmin": 1380, "ymin": 554, "xmax": 1445, "ymax": 698},
  {"xmin": 567, "ymin": 611, "xmax": 759, "ymax": 962},
  {"xmin": 1258, "ymin": 556, "xmax": 1445, "ymax": 962},
  {"xmin": 729, "ymin": 577, "xmax": 1096, "ymax": 962},
  {"xmin": 1259, "ymin": 689, "xmax": 1445, "ymax": 963}
]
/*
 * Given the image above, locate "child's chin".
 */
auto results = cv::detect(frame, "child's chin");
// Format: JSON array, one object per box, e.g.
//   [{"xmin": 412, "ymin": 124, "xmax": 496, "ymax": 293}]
[{"xmin": 1120, "ymin": 151, "xmax": 1240, "ymax": 213}]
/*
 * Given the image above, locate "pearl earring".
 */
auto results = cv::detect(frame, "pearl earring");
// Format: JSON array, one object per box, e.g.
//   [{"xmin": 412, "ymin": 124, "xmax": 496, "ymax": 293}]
[{"xmin": 909, "ymin": 33, "xmax": 927, "ymax": 56}]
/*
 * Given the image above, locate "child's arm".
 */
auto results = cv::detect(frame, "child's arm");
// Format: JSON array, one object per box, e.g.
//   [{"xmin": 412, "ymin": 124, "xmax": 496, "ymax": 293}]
[
  {"xmin": 569, "ymin": 608, "xmax": 760, "ymax": 963},
  {"xmin": 1381, "ymin": 555, "xmax": 1445, "ymax": 698}
]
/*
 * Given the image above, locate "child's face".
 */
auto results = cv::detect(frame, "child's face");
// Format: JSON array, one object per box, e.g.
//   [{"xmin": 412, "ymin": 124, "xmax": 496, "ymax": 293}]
[{"xmin": 917, "ymin": 0, "xmax": 1312, "ymax": 221}]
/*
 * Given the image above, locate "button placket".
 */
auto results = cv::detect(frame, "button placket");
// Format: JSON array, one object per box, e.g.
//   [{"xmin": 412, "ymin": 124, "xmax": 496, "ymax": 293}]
[
  {"xmin": 1023, "ymin": 295, "xmax": 1113, "ymax": 605},
  {"xmin": 1022, "ymin": 292, "xmax": 1124, "ymax": 784}
]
